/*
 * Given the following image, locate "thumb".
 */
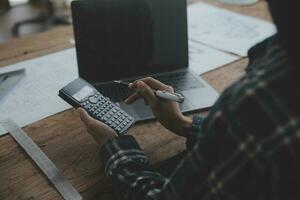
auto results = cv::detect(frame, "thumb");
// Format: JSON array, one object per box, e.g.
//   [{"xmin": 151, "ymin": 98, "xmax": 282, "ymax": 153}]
[
  {"xmin": 78, "ymin": 108, "xmax": 97, "ymax": 127},
  {"xmin": 135, "ymin": 81, "xmax": 157, "ymax": 106}
]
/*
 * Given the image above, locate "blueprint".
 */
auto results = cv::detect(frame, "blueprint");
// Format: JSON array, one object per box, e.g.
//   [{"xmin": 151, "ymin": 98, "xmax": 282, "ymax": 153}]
[{"xmin": 188, "ymin": 2, "xmax": 277, "ymax": 56}]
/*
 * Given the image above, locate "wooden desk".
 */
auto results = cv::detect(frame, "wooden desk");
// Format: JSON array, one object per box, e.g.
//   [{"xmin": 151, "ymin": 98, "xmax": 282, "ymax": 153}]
[{"xmin": 0, "ymin": 0, "xmax": 272, "ymax": 199}]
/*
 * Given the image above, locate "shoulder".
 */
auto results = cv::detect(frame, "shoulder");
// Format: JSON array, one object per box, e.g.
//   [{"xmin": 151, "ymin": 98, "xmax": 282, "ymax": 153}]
[
  {"xmin": 222, "ymin": 48, "xmax": 299, "ymax": 142},
  {"xmin": 203, "ymin": 40, "xmax": 299, "ymax": 139}
]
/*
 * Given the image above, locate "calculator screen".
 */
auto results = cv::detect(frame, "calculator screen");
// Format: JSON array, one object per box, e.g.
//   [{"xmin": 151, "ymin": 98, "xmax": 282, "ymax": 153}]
[{"xmin": 73, "ymin": 86, "xmax": 94, "ymax": 101}]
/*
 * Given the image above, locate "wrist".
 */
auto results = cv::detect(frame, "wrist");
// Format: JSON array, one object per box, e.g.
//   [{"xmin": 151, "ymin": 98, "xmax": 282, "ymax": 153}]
[
  {"xmin": 89, "ymin": 129, "xmax": 116, "ymax": 147},
  {"xmin": 175, "ymin": 115, "xmax": 193, "ymax": 136}
]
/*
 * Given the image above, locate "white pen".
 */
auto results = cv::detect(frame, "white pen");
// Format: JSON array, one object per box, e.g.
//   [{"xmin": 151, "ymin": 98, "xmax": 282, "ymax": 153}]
[{"xmin": 113, "ymin": 80, "xmax": 185, "ymax": 103}]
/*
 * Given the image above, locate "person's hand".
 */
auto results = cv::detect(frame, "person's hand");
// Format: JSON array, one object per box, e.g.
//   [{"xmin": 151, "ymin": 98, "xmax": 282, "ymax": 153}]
[
  {"xmin": 125, "ymin": 77, "xmax": 192, "ymax": 136},
  {"xmin": 77, "ymin": 108, "xmax": 116, "ymax": 147}
]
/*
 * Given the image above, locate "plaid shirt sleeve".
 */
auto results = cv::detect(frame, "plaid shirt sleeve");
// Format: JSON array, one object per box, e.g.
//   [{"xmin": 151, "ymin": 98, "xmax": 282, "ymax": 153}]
[{"xmin": 99, "ymin": 35, "xmax": 300, "ymax": 200}]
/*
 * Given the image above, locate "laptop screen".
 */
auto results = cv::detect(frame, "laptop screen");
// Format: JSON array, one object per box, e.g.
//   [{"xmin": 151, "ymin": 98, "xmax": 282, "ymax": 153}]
[{"xmin": 72, "ymin": 0, "xmax": 188, "ymax": 83}]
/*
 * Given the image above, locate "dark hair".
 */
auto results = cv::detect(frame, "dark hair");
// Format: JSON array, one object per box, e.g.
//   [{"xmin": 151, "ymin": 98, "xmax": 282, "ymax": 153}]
[{"xmin": 268, "ymin": 0, "xmax": 300, "ymax": 67}]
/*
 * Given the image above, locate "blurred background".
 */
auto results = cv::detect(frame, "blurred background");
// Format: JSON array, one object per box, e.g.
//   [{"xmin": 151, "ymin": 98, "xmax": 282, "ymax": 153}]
[
  {"xmin": 0, "ymin": 0, "xmax": 260, "ymax": 44},
  {"xmin": 0, "ymin": 0, "xmax": 72, "ymax": 43}
]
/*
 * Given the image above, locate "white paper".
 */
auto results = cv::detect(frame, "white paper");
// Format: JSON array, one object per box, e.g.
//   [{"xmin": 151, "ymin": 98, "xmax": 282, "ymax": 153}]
[
  {"xmin": 217, "ymin": 0, "xmax": 258, "ymax": 5},
  {"xmin": 0, "ymin": 48, "xmax": 78, "ymax": 136},
  {"xmin": 189, "ymin": 40, "xmax": 239, "ymax": 75},
  {"xmin": 188, "ymin": 2, "xmax": 277, "ymax": 56}
]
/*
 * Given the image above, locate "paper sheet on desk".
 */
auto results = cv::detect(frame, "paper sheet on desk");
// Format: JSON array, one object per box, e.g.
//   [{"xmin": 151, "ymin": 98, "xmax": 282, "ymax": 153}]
[
  {"xmin": 0, "ymin": 48, "xmax": 78, "ymax": 136},
  {"xmin": 188, "ymin": 2, "xmax": 277, "ymax": 56},
  {"xmin": 189, "ymin": 40, "xmax": 240, "ymax": 75}
]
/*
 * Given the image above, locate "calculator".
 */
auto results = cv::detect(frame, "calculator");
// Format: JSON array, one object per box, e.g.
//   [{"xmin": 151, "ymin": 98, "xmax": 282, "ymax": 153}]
[{"xmin": 58, "ymin": 78, "xmax": 135, "ymax": 135}]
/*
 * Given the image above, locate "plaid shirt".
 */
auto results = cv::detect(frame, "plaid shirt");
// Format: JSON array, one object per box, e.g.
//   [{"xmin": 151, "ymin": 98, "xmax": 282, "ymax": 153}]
[{"xmin": 100, "ymin": 35, "xmax": 300, "ymax": 200}]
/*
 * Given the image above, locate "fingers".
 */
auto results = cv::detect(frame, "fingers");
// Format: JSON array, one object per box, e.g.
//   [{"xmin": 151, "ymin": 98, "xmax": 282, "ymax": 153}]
[
  {"xmin": 130, "ymin": 77, "xmax": 173, "ymax": 92},
  {"xmin": 136, "ymin": 81, "xmax": 157, "ymax": 105},
  {"xmin": 124, "ymin": 92, "xmax": 141, "ymax": 104},
  {"xmin": 78, "ymin": 108, "xmax": 104, "ymax": 132},
  {"xmin": 78, "ymin": 108, "xmax": 95, "ymax": 127},
  {"xmin": 125, "ymin": 77, "xmax": 174, "ymax": 104}
]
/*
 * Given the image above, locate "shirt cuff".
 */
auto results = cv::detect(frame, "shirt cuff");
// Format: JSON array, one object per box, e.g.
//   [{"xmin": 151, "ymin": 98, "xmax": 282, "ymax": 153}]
[
  {"xmin": 186, "ymin": 115, "xmax": 205, "ymax": 149},
  {"xmin": 100, "ymin": 135, "xmax": 149, "ymax": 176}
]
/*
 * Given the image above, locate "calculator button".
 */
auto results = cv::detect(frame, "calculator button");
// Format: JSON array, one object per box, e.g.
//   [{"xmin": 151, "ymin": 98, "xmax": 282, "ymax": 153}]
[
  {"xmin": 83, "ymin": 105, "xmax": 89, "ymax": 109},
  {"xmin": 107, "ymin": 120, "xmax": 113, "ymax": 125},
  {"xmin": 93, "ymin": 111, "xmax": 97, "ymax": 115},
  {"xmin": 88, "ymin": 96, "xmax": 98, "ymax": 104}
]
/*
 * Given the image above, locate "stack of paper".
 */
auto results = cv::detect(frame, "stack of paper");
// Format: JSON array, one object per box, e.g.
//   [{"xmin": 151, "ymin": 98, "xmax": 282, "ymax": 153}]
[{"xmin": 188, "ymin": 2, "xmax": 277, "ymax": 57}]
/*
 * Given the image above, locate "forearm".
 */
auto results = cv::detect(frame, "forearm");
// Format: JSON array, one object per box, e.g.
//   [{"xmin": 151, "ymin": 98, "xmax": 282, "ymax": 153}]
[
  {"xmin": 100, "ymin": 133, "xmax": 211, "ymax": 200},
  {"xmin": 100, "ymin": 135, "xmax": 168, "ymax": 200}
]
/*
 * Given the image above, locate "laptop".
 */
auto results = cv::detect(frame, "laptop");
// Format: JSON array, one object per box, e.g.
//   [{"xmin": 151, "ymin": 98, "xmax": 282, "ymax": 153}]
[{"xmin": 71, "ymin": 0, "xmax": 219, "ymax": 122}]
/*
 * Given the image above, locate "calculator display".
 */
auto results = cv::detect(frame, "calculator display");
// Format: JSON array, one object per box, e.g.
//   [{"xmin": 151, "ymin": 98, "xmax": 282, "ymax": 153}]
[{"xmin": 73, "ymin": 85, "xmax": 94, "ymax": 102}]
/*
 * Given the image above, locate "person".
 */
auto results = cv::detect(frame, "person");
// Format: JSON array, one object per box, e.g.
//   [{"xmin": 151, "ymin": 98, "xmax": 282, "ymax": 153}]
[{"xmin": 77, "ymin": 0, "xmax": 300, "ymax": 199}]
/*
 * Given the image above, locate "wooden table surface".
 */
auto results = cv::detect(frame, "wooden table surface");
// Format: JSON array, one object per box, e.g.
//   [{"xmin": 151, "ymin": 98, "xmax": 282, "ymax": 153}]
[{"xmin": 0, "ymin": 0, "xmax": 272, "ymax": 199}]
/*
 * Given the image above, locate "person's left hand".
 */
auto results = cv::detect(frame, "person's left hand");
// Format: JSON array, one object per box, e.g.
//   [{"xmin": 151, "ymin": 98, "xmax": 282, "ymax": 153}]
[{"xmin": 78, "ymin": 108, "xmax": 116, "ymax": 147}]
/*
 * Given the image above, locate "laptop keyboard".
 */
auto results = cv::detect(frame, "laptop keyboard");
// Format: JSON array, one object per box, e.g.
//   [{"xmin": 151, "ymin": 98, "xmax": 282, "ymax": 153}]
[{"xmin": 96, "ymin": 71, "xmax": 203, "ymax": 102}]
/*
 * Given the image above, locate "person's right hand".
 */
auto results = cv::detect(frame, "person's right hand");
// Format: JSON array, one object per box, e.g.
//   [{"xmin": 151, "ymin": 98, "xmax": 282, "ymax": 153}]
[{"xmin": 124, "ymin": 77, "xmax": 192, "ymax": 137}]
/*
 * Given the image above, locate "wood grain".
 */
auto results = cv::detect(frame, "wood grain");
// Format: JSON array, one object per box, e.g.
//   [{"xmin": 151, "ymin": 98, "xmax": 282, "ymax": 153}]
[{"xmin": 0, "ymin": 0, "xmax": 272, "ymax": 199}]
